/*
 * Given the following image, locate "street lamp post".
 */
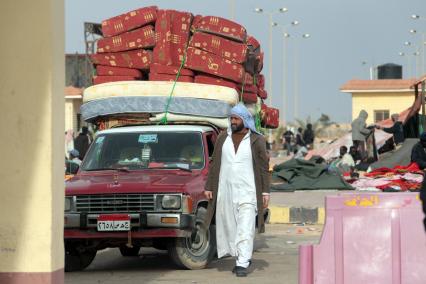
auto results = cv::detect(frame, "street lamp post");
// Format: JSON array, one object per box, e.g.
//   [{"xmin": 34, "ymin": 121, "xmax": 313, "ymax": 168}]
[
  {"xmin": 414, "ymin": 51, "xmax": 421, "ymax": 77},
  {"xmin": 293, "ymin": 33, "xmax": 310, "ymax": 120},
  {"xmin": 229, "ymin": 0, "xmax": 235, "ymax": 20},
  {"xmin": 399, "ymin": 52, "xmax": 411, "ymax": 78},
  {"xmin": 404, "ymin": 41, "xmax": 420, "ymax": 77},
  {"xmin": 273, "ymin": 21, "xmax": 299, "ymax": 126},
  {"xmin": 412, "ymin": 15, "xmax": 426, "ymax": 75},
  {"xmin": 361, "ymin": 61, "xmax": 376, "ymax": 80},
  {"xmin": 254, "ymin": 7, "xmax": 288, "ymax": 106}
]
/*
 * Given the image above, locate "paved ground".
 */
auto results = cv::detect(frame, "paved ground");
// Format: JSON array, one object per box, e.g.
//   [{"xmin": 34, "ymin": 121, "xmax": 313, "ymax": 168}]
[{"xmin": 65, "ymin": 224, "xmax": 323, "ymax": 284}]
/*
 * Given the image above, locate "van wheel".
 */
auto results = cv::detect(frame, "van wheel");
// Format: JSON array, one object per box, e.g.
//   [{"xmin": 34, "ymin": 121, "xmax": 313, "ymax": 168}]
[
  {"xmin": 65, "ymin": 247, "xmax": 97, "ymax": 272},
  {"xmin": 119, "ymin": 245, "xmax": 140, "ymax": 256},
  {"xmin": 168, "ymin": 207, "xmax": 216, "ymax": 269}
]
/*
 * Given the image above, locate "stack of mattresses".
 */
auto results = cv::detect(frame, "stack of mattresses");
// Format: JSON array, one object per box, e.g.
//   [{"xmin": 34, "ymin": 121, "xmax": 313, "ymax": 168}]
[
  {"xmin": 91, "ymin": 6, "xmax": 157, "ymax": 83},
  {"xmin": 82, "ymin": 81, "xmax": 238, "ymax": 129},
  {"xmin": 86, "ymin": 6, "xmax": 279, "ymax": 129}
]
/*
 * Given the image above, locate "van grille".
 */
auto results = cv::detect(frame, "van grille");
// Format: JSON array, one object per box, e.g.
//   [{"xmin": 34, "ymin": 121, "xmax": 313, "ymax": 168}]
[{"xmin": 75, "ymin": 194, "xmax": 155, "ymax": 213}]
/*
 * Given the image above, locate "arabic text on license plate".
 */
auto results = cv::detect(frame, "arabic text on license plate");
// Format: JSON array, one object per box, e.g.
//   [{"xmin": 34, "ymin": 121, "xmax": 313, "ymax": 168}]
[{"xmin": 97, "ymin": 215, "xmax": 130, "ymax": 231}]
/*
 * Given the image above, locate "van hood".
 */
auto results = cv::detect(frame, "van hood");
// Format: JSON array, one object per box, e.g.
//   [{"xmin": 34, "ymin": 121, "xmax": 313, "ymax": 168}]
[{"xmin": 66, "ymin": 170, "xmax": 203, "ymax": 195}]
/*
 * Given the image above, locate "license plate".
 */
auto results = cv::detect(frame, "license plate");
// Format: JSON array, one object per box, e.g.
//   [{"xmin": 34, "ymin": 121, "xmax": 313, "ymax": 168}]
[{"xmin": 97, "ymin": 214, "xmax": 130, "ymax": 231}]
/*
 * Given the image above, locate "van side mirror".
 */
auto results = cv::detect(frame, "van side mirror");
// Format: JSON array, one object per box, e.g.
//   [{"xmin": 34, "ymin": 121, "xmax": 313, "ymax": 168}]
[{"xmin": 66, "ymin": 161, "xmax": 79, "ymax": 175}]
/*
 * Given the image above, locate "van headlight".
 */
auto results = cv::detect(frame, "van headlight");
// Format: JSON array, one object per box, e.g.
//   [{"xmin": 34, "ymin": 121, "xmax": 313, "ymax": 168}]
[
  {"xmin": 161, "ymin": 195, "xmax": 181, "ymax": 209},
  {"xmin": 65, "ymin": 197, "xmax": 74, "ymax": 212}
]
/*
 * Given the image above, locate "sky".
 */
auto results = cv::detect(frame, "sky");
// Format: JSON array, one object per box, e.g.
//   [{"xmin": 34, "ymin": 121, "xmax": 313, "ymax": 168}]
[{"xmin": 65, "ymin": 0, "xmax": 426, "ymax": 123}]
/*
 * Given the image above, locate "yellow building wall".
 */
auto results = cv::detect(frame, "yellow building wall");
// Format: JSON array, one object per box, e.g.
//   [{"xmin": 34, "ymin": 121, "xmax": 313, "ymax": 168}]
[
  {"xmin": 0, "ymin": 0, "xmax": 64, "ymax": 277},
  {"xmin": 74, "ymin": 100, "xmax": 83, "ymax": 133},
  {"xmin": 65, "ymin": 100, "xmax": 74, "ymax": 132},
  {"xmin": 65, "ymin": 99, "xmax": 83, "ymax": 134},
  {"xmin": 352, "ymin": 91, "xmax": 414, "ymax": 124}
]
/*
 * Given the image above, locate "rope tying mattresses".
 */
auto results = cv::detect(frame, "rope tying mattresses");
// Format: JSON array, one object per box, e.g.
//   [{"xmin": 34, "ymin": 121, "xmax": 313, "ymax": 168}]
[
  {"xmin": 252, "ymin": 74, "xmax": 262, "ymax": 132},
  {"xmin": 255, "ymin": 103, "xmax": 262, "ymax": 132},
  {"xmin": 239, "ymin": 72, "xmax": 246, "ymax": 102},
  {"xmin": 158, "ymin": 53, "xmax": 187, "ymax": 125}
]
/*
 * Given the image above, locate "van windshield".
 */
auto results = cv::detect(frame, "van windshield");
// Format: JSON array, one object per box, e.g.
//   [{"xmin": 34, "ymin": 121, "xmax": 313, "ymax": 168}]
[{"xmin": 81, "ymin": 132, "xmax": 205, "ymax": 171}]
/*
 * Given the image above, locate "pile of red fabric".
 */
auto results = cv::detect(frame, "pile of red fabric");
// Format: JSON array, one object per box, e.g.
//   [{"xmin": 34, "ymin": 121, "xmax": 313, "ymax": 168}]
[
  {"xmin": 350, "ymin": 163, "xmax": 423, "ymax": 192},
  {"xmin": 364, "ymin": 163, "xmax": 422, "ymax": 177},
  {"xmin": 90, "ymin": 6, "xmax": 278, "ymax": 129}
]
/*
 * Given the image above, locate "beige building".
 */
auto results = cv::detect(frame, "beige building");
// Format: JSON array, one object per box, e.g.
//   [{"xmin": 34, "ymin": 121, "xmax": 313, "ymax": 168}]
[
  {"xmin": 65, "ymin": 86, "xmax": 84, "ymax": 134},
  {"xmin": 340, "ymin": 79, "xmax": 416, "ymax": 124},
  {"xmin": 1, "ymin": 0, "xmax": 65, "ymax": 282},
  {"xmin": 64, "ymin": 53, "xmax": 92, "ymax": 134}
]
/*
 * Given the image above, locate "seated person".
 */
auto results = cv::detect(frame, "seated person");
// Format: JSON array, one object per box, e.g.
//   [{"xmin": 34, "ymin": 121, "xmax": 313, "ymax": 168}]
[
  {"xmin": 119, "ymin": 147, "xmax": 142, "ymax": 164},
  {"xmin": 411, "ymin": 132, "xmax": 426, "ymax": 170},
  {"xmin": 331, "ymin": 146, "xmax": 355, "ymax": 173},
  {"xmin": 349, "ymin": 146, "xmax": 362, "ymax": 164},
  {"xmin": 378, "ymin": 137, "xmax": 395, "ymax": 154},
  {"xmin": 294, "ymin": 146, "xmax": 308, "ymax": 160},
  {"xmin": 68, "ymin": 149, "xmax": 82, "ymax": 166},
  {"xmin": 65, "ymin": 161, "xmax": 79, "ymax": 175},
  {"xmin": 181, "ymin": 144, "xmax": 203, "ymax": 166},
  {"xmin": 65, "ymin": 149, "xmax": 81, "ymax": 174}
]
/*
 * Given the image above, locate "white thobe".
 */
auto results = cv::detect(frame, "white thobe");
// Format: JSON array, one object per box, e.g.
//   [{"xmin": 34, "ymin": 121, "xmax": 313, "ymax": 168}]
[
  {"xmin": 216, "ymin": 130, "xmax": 257, "ymax": 268},
  {"xmin": 339, "ymin": 153, "xmax": 355, "ymax": 167}
]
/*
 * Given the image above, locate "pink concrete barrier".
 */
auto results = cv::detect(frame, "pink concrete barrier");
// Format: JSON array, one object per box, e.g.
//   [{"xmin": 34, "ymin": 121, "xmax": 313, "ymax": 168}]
[{"xmin": 299, "ymin": 192, "xmax": 426, "ymax": 284}]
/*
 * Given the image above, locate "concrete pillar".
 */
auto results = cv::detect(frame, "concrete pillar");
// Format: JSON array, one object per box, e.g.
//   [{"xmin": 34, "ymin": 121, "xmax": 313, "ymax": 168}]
[{"xmin": 0, "ymin": 0, "xmax": 64, "ymax": 283}]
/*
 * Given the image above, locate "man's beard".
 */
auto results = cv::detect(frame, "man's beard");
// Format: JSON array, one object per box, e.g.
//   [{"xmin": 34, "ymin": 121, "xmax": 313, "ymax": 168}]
[{"xmin": 231, "ymin": 122, "xmax": 245, "ymax": 133}]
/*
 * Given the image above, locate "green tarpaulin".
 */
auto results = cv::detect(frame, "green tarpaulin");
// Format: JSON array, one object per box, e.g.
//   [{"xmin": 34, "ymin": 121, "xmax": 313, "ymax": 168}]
[
  {"xmin": 370, "ymin": 138, "xmax": 418, "ymax": 170},
  {"xmin": 271, "ymin": 158, "xmax": 354, "ymax": 192}
]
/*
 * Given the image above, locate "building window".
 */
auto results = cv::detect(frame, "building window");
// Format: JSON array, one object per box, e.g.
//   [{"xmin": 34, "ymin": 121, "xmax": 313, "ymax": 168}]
[
  {"xmin": 77, "ymin": 113, "xmax": 82, "ymax": 132},
  {"xmin": 374, "ymin": 110, "xmax": 390, "ymax": 123}
]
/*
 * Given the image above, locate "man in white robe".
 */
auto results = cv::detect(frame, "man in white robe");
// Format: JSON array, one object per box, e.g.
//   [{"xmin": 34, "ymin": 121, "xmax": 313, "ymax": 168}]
[{"xmin": 204, "ymin": 103, "xmax": 270, "ymax": 277}]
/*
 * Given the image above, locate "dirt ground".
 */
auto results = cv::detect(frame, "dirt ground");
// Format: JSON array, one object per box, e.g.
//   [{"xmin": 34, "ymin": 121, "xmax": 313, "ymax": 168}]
[{"xmin": 65, "ymin": 224, "xmax": 323, "ymax": 284}]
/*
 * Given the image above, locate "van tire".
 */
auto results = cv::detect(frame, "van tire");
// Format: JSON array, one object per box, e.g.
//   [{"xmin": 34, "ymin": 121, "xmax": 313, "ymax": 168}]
[
  {"xmin": 168, "ymin": 207, "xmax": 216, "ymax": 269},
  {"xmin": 65, "ymin": 247, "xmax": 97, "ymax": 272}
]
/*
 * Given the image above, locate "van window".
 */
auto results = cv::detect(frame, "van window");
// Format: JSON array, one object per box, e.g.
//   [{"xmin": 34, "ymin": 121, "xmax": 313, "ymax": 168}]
[{"xmin": 82, "ymin": 132, "xmax": 205, "ymax": 170}]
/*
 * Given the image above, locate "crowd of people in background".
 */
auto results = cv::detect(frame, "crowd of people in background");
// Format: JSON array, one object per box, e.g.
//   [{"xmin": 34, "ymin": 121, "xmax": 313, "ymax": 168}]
[
  {"xmin": 276, "ymin": 108, "xmax": 426, "ymax": 176},
  {"xmin": 281, "ymin": 123, "xmax": 315, "ymax": 158},
  {"xmin": 65, "ymin": 126, "xmax": 93, "ymax": 174},
  {"xmin": 63, "ymin": 110, "xmax": 426, "ymax": 176},
  {"xmin": 332, "ymin": 109, "xmax": 426, "ymax": 173},
  {"xmin": 329, "ymin": 109, "xmax": 405, "ymax": 173}
]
